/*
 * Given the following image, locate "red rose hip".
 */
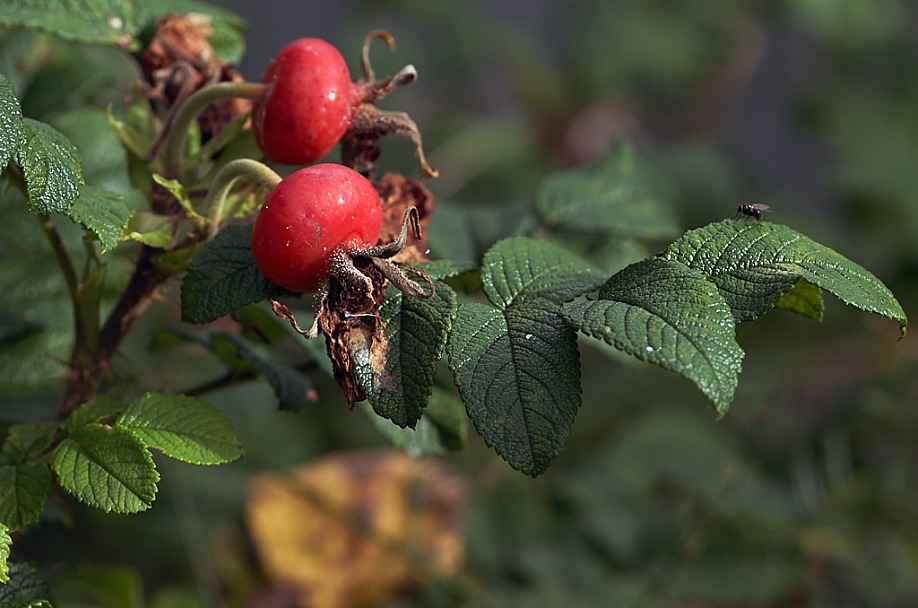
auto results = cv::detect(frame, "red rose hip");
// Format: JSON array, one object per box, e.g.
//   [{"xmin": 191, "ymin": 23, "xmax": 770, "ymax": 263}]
[
  {"xmin": 251, "ymin": 163, "xmax": 383, "ymax": 292},
  {"xmin": 252, "ymin": 38, "xmax": 356, "ymax": 165}
]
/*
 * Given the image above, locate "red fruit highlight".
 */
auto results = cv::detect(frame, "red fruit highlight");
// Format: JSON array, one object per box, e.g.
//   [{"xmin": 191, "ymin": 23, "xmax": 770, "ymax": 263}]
[
  {"xmin": 251, "ymin": 164, "xmax": 383, "ymax": 292},
  {"xmin": 252, "ymin": 38, "xmax": 356, "ymax": 165}
]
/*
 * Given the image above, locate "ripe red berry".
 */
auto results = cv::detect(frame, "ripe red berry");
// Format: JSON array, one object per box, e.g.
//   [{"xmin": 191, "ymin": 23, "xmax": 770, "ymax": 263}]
[
  {"xmin": 252, "ymin": 38, "xmax": 356, "ymax": 165},
  {"xmin": 251, "ymin": 163, "xmax": 383, "ymax": 292}
]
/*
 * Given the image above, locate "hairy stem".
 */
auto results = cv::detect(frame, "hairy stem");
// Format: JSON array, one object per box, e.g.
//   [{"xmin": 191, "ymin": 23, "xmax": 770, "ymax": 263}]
[
  {"xmin": 160, "ymin": 81, "xmax": 267, "ymax": 178},
  {"xmin": 203, "ymin": 158, "xmax": 281, "ymax": 237}
]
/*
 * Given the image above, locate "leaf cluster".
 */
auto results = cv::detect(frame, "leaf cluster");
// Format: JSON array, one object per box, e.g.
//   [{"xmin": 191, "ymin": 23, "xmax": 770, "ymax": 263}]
[{"xmin": 181, "ymin": 142, "xmax": 906, "ymax": 479}]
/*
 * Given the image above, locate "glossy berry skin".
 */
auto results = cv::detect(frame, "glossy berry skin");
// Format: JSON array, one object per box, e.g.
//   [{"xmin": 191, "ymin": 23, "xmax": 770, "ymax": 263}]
[
  {"xmin": 251, "ymin": 164, "xmax": 383, "ymax": 292},
  {"xmin": 252, "ymin": 38, "xmax": 356, "ymax": 165}
]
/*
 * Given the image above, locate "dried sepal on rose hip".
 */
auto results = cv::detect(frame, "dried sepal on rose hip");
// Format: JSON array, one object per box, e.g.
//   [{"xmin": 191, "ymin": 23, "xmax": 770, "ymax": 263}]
[
  {"xmin": 252, "ymin": 31, "xmax": 437, "ymax": 177},
  {"xmin": 137, "ymin": 14, "xmax": 252, "ymax": 162}
]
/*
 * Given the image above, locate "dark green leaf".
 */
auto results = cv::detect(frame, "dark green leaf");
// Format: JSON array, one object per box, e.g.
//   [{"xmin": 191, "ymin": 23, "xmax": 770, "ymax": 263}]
[
  {"xmin": 662, "ymin": 220, "xmax": 907, "ymax": 336},
  {"xmin": 50, "ymin": 424, "xmax": 158, "ymax": 513},
  {"xmin": 535, "ymin": 140, "xmax": 678, "ymax": 239},
  {"xmin": 424, "ymin": 387, "xmax": 468, "ymax": 451},
  {"xmin": 16, "ymin": 118, "xmax": 84, "ymax": 215},
  {"xmin": 0, "ymin": 562, "xmax": 51, "ymax": 603},
  {"xmin": 210, "ymin": 333, "xmax": 316, "ymax": 412},
  {"xmin": 0, "ymin": 463, "xmax": 51, "ymax": 530},
  {"xmin": 360, "ymin": 402, "xmax": 446, "ymax": 457},
  {"xmin": 0, "ymin": 223, "xmax": 73, "ymax": 393},
  {"xmin": 449, "ymin": 301, "xmax": 582, "ymax": 476},
  {"xmin": 447, "ymin": 237, "xmax": 604, "ymax": 476},
  {"xmin": 481, "ymin": 237, "xmax": 606, "ymax": 307},
  {"xmin": 562, "ymin": 257, "xmax": 743, "ymax": 414},
  {"xmin": 67, "ymin": 186, "xmax": 131, "ymax": 253},
  {"xmin": 419, "ymin": 259, "xmax": 478, "ymax": 282},
  {"xmin": 427, "ymin": 198, "xmax": 536, "ymax": 267},
  {"xmin": 0, "ymin": 72, "xmax": 25, "ymax": 170},
  {"xmin": 181, "ymin": 224, "xmax": 289, "ymax": 324},
  {"xmin": 117, "ymin": 392, "xmax": 244, "ymax": 465},
  {"xmin": 358, "ymin": 281, "xmax": 457, "ymax": 428},
  {"xmin": 2, "ymin": 422, "xmax": 57, "ymax": 463}
]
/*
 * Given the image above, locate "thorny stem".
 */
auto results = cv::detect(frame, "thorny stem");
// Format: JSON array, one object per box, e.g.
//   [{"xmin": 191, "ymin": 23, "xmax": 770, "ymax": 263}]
[
  {"xmin": 59, "ymin": 246, "xmax": 165, "ymax": 419},
  {"xmin": 160, "ymin": 81, "xmax": 267, "ymax": 178},
  {"xmin": 203, "ymin": 158, "xmax": 281, "ymax": 238}
]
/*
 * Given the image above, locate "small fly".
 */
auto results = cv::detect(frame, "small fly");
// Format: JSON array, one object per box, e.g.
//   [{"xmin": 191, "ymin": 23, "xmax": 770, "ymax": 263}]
[{"xmin": 734, "ymin": 203, "xmax": 770, "ymax": 221}]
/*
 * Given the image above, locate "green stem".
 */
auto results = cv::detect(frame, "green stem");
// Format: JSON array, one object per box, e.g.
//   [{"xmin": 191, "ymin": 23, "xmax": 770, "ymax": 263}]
[
  {"xmin": 37, "ymin": 214, "xmax": 80, "ymax": 303},
  {"xmin": 160, "ymin": 81, "xmax": 268, "ymax": 178},
  {"xmin": 203, "ymin": 158, "xmax": 282, "ymax": 237}
]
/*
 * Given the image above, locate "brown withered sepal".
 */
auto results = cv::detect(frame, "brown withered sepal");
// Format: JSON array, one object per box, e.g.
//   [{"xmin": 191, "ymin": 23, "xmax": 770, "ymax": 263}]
[
  {"xmin": 375, "ymin": 172, "xmax": 435, "ymax": 265},
  {"xmin": 137, "ymin": 13, "xmax": 250, "ymax": 142},
  {"xmin": 318, "ymin": 258, "xmax": 389, "ymax": 406}
]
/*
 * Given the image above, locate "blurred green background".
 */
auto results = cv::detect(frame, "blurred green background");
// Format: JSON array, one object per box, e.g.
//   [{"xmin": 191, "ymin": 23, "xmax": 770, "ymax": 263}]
[{"xmin": 6, "ymin": 0, "xmax": 918, "ymax": 606}]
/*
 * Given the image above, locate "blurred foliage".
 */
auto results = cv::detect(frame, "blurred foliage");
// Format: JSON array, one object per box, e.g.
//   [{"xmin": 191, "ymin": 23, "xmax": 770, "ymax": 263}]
[{"xmin": 2, "ymin": 0, "xmax": 918, "ymax": 606}]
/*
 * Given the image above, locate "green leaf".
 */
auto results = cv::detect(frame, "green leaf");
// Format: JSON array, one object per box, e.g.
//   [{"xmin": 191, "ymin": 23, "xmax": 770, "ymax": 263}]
[
  {"xmin": 50, "ymin": 424, "xmax": 158, "ymax": 513},
  {"xmin": 107, "ymin": 95, "xmax": 153, "ymax": 160},
  {"xmin": 64, "ymin": 395, "xmax": 124, "ymax": 432},
  {"xmin": 0, "ymin": 72, "xmax": 25, "ymax": 170},
  {"xmin": 0, "ymin": 0, "xmax": 134, "ymax": 47},
  {"xmin": 152, "ymin": 174, "xmax": 203, "ymax": 224},
  {"xmin": 0, "ymin": 0, "xmax": 244, "ymax": 61},
  {"xmin": 419, "ymin": 259, "xmax": 478, "ymax": 282},
  {"xmin": 0, "ymin": 562, "xmax": 52, "ymax": 605},
  {"xmin": 67, "ymin": 185, "xmax": 131, "ymax": 253},
  {"xmin": 535, "ymin": 140, "xmax": 678, "ymax": 239},
  {"xmin": 2, "ymin": 422, "xmax": 57, "ymax": 463},
  {"xmin": 662, "ymin": 220, "xmax": 908, "ymax": 336},
  {"xmin": 446, "ymin": 237, "xmax": 604, "ymax": 476},
  {"xmin": 773, "ymin": 279, "xmax": 825, "ymax": 321},
  {"xmin": 181, "ymin": 224, "xmax": 289, "ymax": 324},
  {"xmin": 16, "ymin": 118, "xmax": 84, "ymax": 215},
  {"xmin": 357, "ymin": 281, "xmax": 457, "ymax": 428},
  {"xmin": 0, "ymin": 463, "xmax": 51, "ymax": 530},
  {"xmin": 124, "ymin": 211, "xmax": 172, "ymax": 247},
  {"xmin": 51, "ymin": 107, "xmax": 139, "ymax": 196},
  {"xmin": 0, "ymin": 524, "xmax": 8, "ymax": 584},
  {"xmin": 360, "ymin": 402, "xmax": 446, "ymax": 457},
  {"xmin": 563, "ymin": 257, "xmax": 743, "ymax": 414},
  {"xmin": 424, "ymin": 387, "xmax": 469, "ymax": 451},
  {"xmin": 117, "ymin": 392, "xmax": 243, "ymax": 465},
  {"xmin": 210, "ymin": 333, "xmax": 316, "ymax": 413}
]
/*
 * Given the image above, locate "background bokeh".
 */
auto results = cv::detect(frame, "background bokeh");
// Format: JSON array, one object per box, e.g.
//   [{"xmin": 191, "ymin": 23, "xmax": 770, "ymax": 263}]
[{"xmin": 7, "ymin": 1, "xmax": 918, "ymax": 606}]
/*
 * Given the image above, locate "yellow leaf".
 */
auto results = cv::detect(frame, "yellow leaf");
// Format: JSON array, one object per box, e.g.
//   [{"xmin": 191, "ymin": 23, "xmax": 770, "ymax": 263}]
[{"xmin": 245, "ymin": 450, "xmax": 466, "ymax": 608}]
